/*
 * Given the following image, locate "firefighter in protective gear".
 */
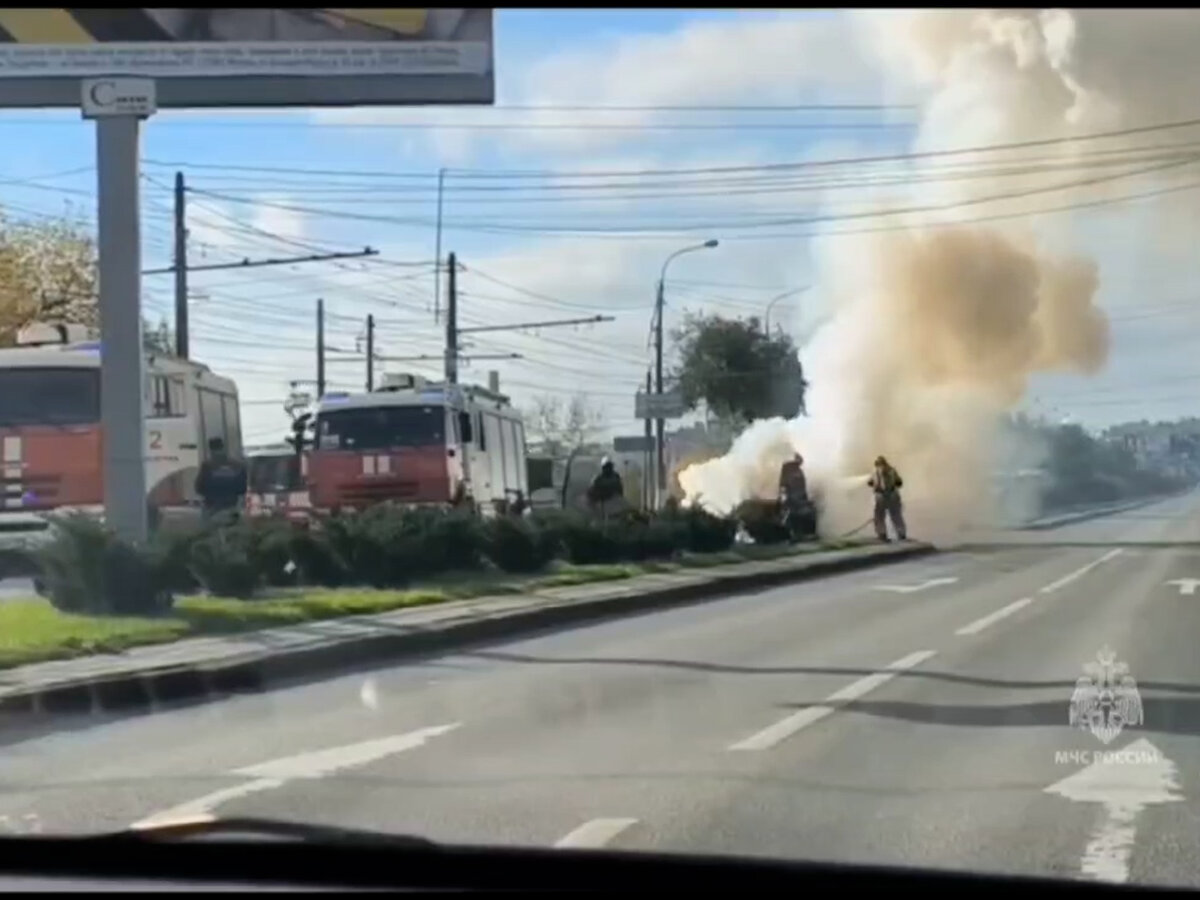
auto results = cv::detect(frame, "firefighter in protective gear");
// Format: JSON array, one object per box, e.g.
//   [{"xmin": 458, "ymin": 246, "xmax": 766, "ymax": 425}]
[
  {"xmin": 778, "ymin": 452, "xmax": 808, "ymax": 504},
  {"xmin": 778, "ymin": 452, "xmax": 816, "ymax": 539},
  {"xmin": 867, "ymin": 455, "xmax": 907, "ymax": 542}
]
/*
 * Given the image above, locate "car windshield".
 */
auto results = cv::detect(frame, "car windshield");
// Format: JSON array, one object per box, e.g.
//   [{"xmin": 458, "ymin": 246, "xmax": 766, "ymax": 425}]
[
  {"xmin": 7, "ymin": 7, "xmax": 1200, "ymax": 893},
  {"xmin": 0, "ymin": 367, "xmax": 99, "ymax": 426},
  {"xmin": 316, "ymin": 405, "xmax": 446, "ymax": 451}
]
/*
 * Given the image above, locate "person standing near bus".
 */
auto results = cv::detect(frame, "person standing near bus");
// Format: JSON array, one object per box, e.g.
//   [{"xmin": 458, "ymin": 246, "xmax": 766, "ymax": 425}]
[{"xmin": 195, "ymin": 437, "xmax": 248, "ymax": 519}]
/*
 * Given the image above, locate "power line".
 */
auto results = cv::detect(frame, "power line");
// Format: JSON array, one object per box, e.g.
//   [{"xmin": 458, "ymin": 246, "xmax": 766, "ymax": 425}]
[
  {"xmin": 186, "ymin": 153, "xmax": 1198, "ymax": 237},
  {"xmin": 142, "ymin": 115, "xmax": 1200, "ymax": 182},
  {"xmin": 187, "ymin": 151, "xmax": 1200, "ymax": 207}
]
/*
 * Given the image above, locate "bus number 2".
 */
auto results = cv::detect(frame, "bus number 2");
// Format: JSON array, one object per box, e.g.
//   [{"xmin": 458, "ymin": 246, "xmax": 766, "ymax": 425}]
[{"xmin": 149, "ymin": 430, "xmax": 163, "ymax": 450}]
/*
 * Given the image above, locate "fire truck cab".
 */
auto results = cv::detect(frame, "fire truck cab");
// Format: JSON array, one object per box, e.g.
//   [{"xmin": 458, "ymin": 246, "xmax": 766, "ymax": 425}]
[
  {"xmin": 0, "ymin": 321, "xmax": 241, "ymax": 550},
  {"xmin": 307, "ymin": 373, "xmax": 528, "ymax": 513}
]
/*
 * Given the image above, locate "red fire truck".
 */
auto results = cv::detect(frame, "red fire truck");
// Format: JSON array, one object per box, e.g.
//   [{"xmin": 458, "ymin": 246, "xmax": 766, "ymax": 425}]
[
  {"xmin": 306, "ymin": 373, "xmax": 528, "ymax": 513},
  {"xmin": 0, "ymin": 321, "xmax": 241, "ymax": 553}
]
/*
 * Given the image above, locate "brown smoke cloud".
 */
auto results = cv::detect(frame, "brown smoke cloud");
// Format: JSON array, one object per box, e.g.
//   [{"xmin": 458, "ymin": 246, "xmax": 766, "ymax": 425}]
[
  {"xmin": 822, "ymin": 227, "xmax": 1108, "ymax": 540},
  {"xmin": 678, "ymin": 8, "xmax": 1190, "ymax": 542}
]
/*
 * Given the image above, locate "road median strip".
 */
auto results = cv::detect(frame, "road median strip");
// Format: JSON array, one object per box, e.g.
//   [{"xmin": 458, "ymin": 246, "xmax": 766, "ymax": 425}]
[{"xmin": 0, "ymin": 539, "xmax": 935, "ymax": 718}]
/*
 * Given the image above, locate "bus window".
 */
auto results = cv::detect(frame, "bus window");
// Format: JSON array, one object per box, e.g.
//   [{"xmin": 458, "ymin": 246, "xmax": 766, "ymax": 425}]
[
  {"xmin": 222, "ymin": 393, "xmax": 242, "ymax": 456},
  {"xmin": 501, "ymin": 418, "xmax": 520, "ymax": 489},
  {"xmin": 197, "ymin": 388, "xmax": 227, "ymax": 459},
  {"xmin": 483, "ymin": 413, "xmax": 504, "ymax": 491},
  {"xmin": 514, "ymin": 420, "xmax": 530, "ymax": 493},
  {"xmin": 149, "ymin": 375, "xmax": 186, "ymax": 419}
]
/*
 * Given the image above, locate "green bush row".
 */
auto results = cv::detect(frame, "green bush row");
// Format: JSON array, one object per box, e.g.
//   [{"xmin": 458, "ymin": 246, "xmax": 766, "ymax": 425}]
[{"xmin": 32, "ymin": 504, "xmax": 748, "ymax": 617}]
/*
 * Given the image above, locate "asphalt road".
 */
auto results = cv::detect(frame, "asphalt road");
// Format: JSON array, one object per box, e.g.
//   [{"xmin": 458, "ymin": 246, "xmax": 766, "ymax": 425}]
[{"xmin": 2, "ymin": 491, "xmax": 1200, "ymax": 888}]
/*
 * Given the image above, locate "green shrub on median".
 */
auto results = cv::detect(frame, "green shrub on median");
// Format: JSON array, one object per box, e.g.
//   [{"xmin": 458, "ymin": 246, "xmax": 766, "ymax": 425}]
[
  {"xmin": 481, "ymin": 514, "xmax": 559, "ymax": 573},
  {"xmin": 29, "ymin": 500, "xmax": 762, "ymax": 608},
  {"xmin": 34, "ymin": 513, "xmax": 173, "ymax": 617}
]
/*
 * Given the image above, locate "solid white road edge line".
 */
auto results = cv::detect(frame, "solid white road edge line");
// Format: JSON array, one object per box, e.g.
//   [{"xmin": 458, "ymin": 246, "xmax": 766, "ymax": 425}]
[
  {"xmin": 955, "ymin": 597, "xmax": 1034, "ymax": 636},
  {"xmin": 129, "ymin": 723, "xmax": 461, "ymax": 830},
  {"xmin": 1039, "ymin": 549, "xmax": 1124, "ymax": 595},
  {"xmin": 554, "ymin": 818, "xmax": 639, "ymax": 849},
  {"xmin": 728, "ymin": 650, "xmax": 937, "ymax": 752}
]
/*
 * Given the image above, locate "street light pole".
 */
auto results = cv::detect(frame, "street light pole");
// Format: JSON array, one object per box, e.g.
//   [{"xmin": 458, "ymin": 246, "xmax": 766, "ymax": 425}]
[
  {"xmin": 763, "ymin": 286, "xmax": 811, "ymax": 336},
  {"xmin": 654, "ymin": 238, "xmax": 718, "ymax": 506}
]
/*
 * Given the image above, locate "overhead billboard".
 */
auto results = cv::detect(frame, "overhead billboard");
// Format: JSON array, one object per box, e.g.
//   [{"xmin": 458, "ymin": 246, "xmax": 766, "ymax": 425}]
[{"xmin": 0, "ymin": 8, "xmax": 494, "ymax": 108}]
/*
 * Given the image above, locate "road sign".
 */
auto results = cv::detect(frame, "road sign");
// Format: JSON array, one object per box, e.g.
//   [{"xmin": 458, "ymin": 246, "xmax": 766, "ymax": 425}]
[
  {"xmin": 0, "ymin": 8, "xmax": 494, "ymax": 108},
  {"xmin": 81, "ymin": 78, "xmax": 156, "ymax": 118},
  {"xmin": 613, "ymin": 435, "xmax": 653, "ymax": 453},
  {"xmin": 635, "ymin": 390, "xmax": 685, "ymax": 420}
]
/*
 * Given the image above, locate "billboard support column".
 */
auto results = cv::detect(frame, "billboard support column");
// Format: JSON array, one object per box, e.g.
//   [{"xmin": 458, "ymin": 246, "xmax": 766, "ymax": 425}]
[{"xmin": 85, "ymin": 78, "xmax": 157, "ymax": 544}]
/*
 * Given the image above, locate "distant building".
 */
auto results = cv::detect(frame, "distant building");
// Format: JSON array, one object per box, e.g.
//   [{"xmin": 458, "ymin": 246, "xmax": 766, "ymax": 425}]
[{"xmin": 1104, "ymin": 419, "xmax": 1200, "ymax": 478}]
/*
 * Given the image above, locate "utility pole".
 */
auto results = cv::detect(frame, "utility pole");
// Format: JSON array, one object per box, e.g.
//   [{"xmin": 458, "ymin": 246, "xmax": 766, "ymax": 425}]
[
  {"xmin": 654, "ymin": 278, "xmax": 666, "ymax": 505},
  {"xmin": 445, "ymin": 251, "xmax": 458, "ymax": 384},
  {"xmin": 316, "ymin": 298, "xmax": 325, "ymax": 399},
  {"xmin": 173, "ymin": 171, "xmax": 188, "ymax": 359},
  {"xmin": 644, "ymin": 369, "xmax": 653, "ymax": 511},
  {"xmin": 365, "ymin": 313, "xmax": 375, "ymax": 391}
]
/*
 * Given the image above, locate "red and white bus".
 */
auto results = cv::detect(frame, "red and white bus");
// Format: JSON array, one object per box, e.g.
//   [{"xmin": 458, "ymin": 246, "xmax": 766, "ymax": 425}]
[
  {"xmin": 307, "ymin": 373, "xmax": 528, "ymax": 513},
  {"xmin": 0, "ymin": 322, "xmax": 241, "ymax": 550}
]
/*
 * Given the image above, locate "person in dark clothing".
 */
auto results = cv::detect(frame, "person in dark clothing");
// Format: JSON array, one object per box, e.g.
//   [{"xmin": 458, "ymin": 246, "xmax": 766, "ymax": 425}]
[
  {"xmin": 778, "ymin": 452, "xmax": 815, "ymax": 539},
  {"xmin": 587, "ymin": 457, "xmax": 625, "ymax": 516},
  {"xmin": 195, "ymin": 437, "xmax": 248, "ymax": 519},
  {"xmin": 778, "ymin": 452, "xmax": 808, "ymax": 503}
]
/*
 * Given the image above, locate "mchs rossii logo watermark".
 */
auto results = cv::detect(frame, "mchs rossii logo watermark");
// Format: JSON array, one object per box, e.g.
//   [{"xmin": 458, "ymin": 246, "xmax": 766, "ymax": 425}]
[{"xmin": 1055, "ymin": 646, "xmax": 1158, "ymax": 765}]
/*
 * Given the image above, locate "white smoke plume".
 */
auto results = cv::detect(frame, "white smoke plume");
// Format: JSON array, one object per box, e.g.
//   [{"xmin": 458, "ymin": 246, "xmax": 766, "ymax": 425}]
[{"xmin": 679, "ymin": 9, "xmax": 1196, "ymax": 543}]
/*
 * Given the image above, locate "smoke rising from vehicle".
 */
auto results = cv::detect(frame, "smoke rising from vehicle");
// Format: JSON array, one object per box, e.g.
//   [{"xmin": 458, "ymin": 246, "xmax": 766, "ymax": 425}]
[{"xmin": 678, "ymin": 9, "xmax": 1189, "ymax": 541}]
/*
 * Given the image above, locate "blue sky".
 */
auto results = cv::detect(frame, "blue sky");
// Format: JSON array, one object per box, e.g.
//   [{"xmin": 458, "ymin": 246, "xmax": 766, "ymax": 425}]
[{"xmin": 0, "ymin": 8, "xmax": 1195, "ymax": 445}]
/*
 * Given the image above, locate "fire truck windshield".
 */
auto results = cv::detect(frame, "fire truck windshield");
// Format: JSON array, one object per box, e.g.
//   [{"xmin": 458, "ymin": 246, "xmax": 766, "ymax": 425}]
[
  {"xmin": 0, "ymin": 367, "xmax": 99, "ymax": 427},
  {"xmin": 317, "ymin": 404, "xmax": 445, "ymax": 452}
]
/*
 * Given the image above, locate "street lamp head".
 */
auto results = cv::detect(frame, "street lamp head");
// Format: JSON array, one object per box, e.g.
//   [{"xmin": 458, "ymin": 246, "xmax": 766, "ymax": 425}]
[{"xmin": 703, "ymin": 239, "xmax": 719, "ymax": 248}]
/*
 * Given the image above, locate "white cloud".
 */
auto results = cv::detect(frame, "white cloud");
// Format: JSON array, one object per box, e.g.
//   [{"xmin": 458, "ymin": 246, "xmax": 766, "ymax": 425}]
[
  {"xmin": 308, "ymin": 10, "xmax": 902, "ymax": 158},
  {"xmin": 251, "ymin": 195, "xmax": 308, "ymax": 245}
]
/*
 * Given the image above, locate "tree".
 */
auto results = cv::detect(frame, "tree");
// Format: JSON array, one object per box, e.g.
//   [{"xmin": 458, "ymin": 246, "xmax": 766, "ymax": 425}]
[
  {"xmin": 523, "ymin": 393, "xmax": 606, "ymax": 455},
  {"xmin": 0, "ymin": 207, "xmax": 176, "ymax": 356},
  {"xmin": 671, "ymin": 312, "xmax": 808, "ymax": 428},
  {"xmin": 0, "ymin": 208, "xmax": 97, "ymax": 346}
]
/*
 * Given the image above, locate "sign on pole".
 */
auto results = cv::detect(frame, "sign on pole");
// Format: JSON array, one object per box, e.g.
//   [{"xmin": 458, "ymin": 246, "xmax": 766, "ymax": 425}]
[
  {"xmin": 635, "ymin": 390, "xmax": 685, "ymax": 420},
  {"xmin": 0, "ymin": 9, "xmax": 494, "ymax": 107},
  {"xmin": 613, "ymin": 435, "xmax": 653, "ymax": 454}
]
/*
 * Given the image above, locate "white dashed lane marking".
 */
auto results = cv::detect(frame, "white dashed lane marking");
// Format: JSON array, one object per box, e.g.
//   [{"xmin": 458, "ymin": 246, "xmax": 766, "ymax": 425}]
[
  {"xmin": 554, "ymin": 818, "xmax": 639, "ymax": 849},
  {"xmin": 955, "ymin": 549, "xmax": 1126, "ymax": 637},
  {"xmin": 728, "ymin": 649, "xmax": 937, "ymax": 752},
  {"xmin": 130, "ymin": 723, "xmax": 461, "ymax": 829},
  {"xmin": 955, "ymin": 597, "xmax": 1034, "ymax": 636},
  {"xmin": 1038, "ymin": 548, "xmax": 1124, "ymax": 595}
]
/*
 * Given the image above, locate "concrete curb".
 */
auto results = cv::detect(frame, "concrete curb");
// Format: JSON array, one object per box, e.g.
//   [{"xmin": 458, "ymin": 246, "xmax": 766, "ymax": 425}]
[
  {"xmin": 0, "ymin": 542, "xmax": 936, "ymax": 719},
  {"xmin": 1020, "ymin": 491, "xmax": 1182, "ymax": 531}
]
